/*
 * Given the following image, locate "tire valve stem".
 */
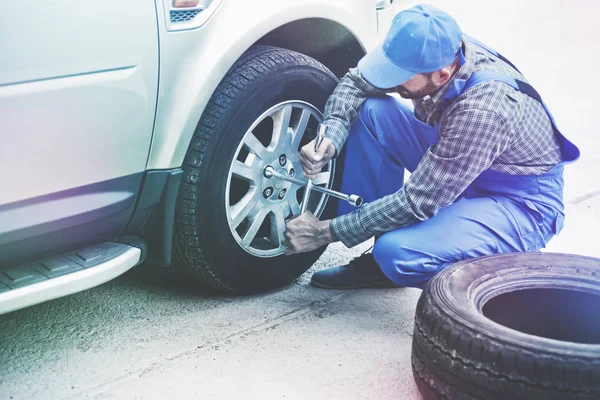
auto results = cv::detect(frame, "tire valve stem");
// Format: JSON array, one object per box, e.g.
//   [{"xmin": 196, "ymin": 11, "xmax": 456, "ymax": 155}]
[{"xmin": 263, "ymin": 187, "xmax": 274, "ymax": 198}]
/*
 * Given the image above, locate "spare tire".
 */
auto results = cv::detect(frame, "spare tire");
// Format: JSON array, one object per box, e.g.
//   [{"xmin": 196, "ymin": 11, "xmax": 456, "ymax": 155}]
[{"xmin": 412, "ymin": 252, "xmax": 600, "ymax": 400}]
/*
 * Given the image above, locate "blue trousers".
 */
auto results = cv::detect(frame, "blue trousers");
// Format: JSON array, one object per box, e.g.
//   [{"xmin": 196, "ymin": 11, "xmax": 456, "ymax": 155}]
[{"xmin": 337, "ymin": 96, "xmax": 562, "ymax": 289}]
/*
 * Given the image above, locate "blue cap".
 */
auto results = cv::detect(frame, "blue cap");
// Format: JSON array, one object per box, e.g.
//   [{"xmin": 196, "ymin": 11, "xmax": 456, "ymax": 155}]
[{"xmin": 358, "ymin": 4, "xmax": 462, "ymax": 89}]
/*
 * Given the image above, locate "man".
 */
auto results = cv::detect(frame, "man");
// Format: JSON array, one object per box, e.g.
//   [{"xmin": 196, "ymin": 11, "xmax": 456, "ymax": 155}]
[{"xmin": 283, "ymin": 4, "xmax": 579, "ymax": 290}]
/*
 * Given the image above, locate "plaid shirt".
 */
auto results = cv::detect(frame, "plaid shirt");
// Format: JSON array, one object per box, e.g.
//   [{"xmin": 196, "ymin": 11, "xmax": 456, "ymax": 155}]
[{"xmin": 324, "ymin": 40, "xmax": 563, "ymax": 248}]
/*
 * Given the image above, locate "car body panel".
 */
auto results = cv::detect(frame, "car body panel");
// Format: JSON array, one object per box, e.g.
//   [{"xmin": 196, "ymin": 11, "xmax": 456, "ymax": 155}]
[
  {"xmin": 0, "ymin": 0, "xmax": 159, "ymax": 206},
  {"xmin": 0, "ymin": 173, "xmax": 143, "ymax": 264}
]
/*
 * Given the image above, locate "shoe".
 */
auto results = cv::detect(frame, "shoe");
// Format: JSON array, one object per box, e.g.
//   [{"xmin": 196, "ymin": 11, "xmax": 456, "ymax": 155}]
[{"xmin": 310, "ymin": 253, "xmax": 397, "ymax": 290}]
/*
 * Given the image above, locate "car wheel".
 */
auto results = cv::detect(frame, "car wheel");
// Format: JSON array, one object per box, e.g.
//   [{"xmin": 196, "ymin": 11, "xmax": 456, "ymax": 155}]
[
  {"xmin": 412, "ymin": 252, "xmax": 600, "ymax": 400},
  {"xmin": 173, "ymin": 45, "xmax": 341, "ymax": 294}
]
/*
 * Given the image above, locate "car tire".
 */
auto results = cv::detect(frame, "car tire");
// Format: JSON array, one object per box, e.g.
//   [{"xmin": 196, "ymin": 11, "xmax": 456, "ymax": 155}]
[
  {"xmin": 173, "ymin": 45, "xmax": 341, "ymax": 294},
  {"xmin": 412, "ymin": 252, "xmax": 600, "ymax": 400}
]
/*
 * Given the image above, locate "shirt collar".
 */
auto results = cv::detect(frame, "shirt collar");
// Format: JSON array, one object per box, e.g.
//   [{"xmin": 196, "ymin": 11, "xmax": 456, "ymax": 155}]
[{"xmin": 413, "ymin": 41, "xmax": 476, "ymax": 124}]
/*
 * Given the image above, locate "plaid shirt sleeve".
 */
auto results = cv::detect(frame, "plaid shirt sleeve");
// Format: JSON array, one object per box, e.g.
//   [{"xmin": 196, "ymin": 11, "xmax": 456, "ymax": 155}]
[
  {"xmin": 322, "ymin": 67, "xmax": 386, "ymax": 153},
  {"xmin": 330, "ymin": 97, "xmax": 514, "ymax": 248}
]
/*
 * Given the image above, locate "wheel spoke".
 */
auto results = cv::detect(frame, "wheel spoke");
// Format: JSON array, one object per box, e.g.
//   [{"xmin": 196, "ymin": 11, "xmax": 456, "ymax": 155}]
[
  {"xmin": 269, "ymin": 208, "xmax": 287, "ymax": 247},
  {"xmin": 292, "ymin": 108, "xmax": 311, "ymax": 150},
  {"xmin": 231, "ymin": 160, "xmax": 259, "ymax": 183},
  {"xmin": 288, "ymin": 196, "xmax": 301, "ymax": 217},
  {"xmin": 244, "ymin": 133, "xmax": 268, "ymax": 160},
  {"xmin": 270, "ymin": 105, "xmax": 293, "ymax": 151},
  {"xmin": 295, "ymin": 186, "xmax": 309, "ymax": 212},
  {"xmin": 242, "ymin": 208, "xmax": 269, "ymax": 246},
  {"xmin": 230, "ymin": 190, "xmax": 258, "ymax": 229},
  {"xmin": 313, "ymin": 170, "xmax": 331, "ymax": 186}
]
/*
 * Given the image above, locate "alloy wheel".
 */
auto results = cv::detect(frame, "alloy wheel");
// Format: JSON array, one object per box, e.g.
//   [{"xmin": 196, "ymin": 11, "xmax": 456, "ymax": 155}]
[{"xmin": 225, "ymin": 101, "xmax": 335, "ymax": 257}]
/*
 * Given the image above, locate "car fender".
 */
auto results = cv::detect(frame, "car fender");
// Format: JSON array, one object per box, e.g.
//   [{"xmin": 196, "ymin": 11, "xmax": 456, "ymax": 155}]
[{"xmin": 147, "ymin": 0, "xmax": 379, "ymax": 170}]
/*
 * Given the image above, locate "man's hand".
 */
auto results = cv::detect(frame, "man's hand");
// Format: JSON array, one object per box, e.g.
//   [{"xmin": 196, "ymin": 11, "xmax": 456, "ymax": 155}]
[
  {"xmin": 284, "ymin": 212, "xmax": 334, "ymax": 255},
  {"xmin": 299, "ymin": 138, "xmax": 336, "ymax": 179}
]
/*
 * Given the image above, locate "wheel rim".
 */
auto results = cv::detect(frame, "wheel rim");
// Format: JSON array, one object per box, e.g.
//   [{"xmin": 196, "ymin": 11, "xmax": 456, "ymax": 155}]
[{"xmin": 225, "ymin": 101, "xmax": 335, "ymax": 258}]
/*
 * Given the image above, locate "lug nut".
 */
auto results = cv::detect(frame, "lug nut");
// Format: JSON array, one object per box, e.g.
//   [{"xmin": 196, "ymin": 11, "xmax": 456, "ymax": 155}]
[
  {"xmin": 278, "ymin": 189, "xmax": 287, "ymax": 200},
  {"xmin": 263, "ymin": 187, "xmax": 274, "ymax": 198},
  {"xmin": 279, "ymin": 154, "xmax": 287, "ymax": 166},
  {"xmin": 289, "ymin": 168, "xmax": 295, "ymax": 177}
]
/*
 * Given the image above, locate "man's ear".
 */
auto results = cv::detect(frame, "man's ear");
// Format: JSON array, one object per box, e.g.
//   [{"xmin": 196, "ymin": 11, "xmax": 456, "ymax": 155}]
[{"xmin": 433, "ymin": 67, "xmax": 453, "ymax": 87}]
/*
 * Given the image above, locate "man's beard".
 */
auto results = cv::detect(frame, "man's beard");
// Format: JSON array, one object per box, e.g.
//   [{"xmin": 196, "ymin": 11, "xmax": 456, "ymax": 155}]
[{"xmin": 396, "ymin": 79, "xmax": 438, "ymax": 99}]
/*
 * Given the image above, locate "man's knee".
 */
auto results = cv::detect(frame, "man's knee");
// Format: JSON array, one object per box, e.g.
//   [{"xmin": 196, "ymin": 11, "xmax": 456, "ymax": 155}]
[
  {"xmin": 372, "ymin": 231, "xmax": 445, "ymax": 287},
  {"xmin": 358, "ymin": 96, "xmax": 408, "ymax": 133},
  {"xmin": 360, "ymin": 96, "xmax": 396, "ymax": 116}
]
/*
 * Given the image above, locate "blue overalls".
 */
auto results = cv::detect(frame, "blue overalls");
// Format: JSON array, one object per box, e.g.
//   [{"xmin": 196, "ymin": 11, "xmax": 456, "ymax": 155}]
[{"xmin": 336, "ymin": 38, "xmax": 580, "ymax": 289}]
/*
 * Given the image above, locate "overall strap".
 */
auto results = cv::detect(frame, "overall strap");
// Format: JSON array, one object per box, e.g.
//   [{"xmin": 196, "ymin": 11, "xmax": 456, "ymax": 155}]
[
  {"xmin": 458, "ymin": 37, "xmax": 580, "ymax": 164},
  {"xmin": 462, "ymin": 34, "xmax": 522, "ymax": 73},
  {"xmin": 462, "ymin": 70, "xmax": 537, "ymax": 99},
  {"xmin": 462, "ymin": 34, "xmax": 550, "ymax": 106}
]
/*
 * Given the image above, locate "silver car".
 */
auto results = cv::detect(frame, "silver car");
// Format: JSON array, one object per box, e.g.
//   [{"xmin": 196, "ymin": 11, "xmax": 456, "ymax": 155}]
[{"xmin": 0, "ymin": 0, "xmax": 396, "ymax": 313}]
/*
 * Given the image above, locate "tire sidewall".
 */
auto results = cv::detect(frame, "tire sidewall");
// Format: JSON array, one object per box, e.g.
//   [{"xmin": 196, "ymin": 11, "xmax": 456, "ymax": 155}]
[
  {"xmin": 428, "ymin": 252, "xmax": 600, "ymax": 356},
  {"xmin": 413, "ymin": 252, "xmax": 600, "ymax": 399},
  {"xmin": 194, "ymin": 60, "xmax": 339, "ymax": 292}
]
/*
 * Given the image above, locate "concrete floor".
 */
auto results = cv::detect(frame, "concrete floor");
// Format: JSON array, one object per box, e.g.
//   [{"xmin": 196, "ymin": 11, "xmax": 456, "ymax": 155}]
[{"xmin": 1, "ymin": 1, "xmax": 599, "ymax": 399}]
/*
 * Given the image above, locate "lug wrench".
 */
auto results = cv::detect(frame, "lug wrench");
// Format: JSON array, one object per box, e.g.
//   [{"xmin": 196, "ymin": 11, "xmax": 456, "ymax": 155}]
[
  {"xmin": 264, "ymin": 166, "xmax": 363, "ymax": 207},
  {"xmin": 301, "ymin": 124, "xmax": 329, "ymax": 212},
  {"xmin": 299, "ymin": 124, "xmax": 327, "ymax": 213}
]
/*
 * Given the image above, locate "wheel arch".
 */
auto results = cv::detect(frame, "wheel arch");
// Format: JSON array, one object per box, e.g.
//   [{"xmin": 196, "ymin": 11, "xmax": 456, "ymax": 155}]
[
  {"xmin": 148, "ymin": 0, "xmax": 377, "ymax": 171},
  {"xmin": 255, "ymin": 18, "xmax": 366, "ymax": 79}
]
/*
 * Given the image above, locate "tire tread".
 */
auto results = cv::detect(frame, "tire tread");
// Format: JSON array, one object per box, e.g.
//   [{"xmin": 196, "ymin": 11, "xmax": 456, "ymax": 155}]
[
  {"xmin": 173, "ymin": 45, "xmax": 335, "ymax": 292},
  {"xmin": 413, "ymin": 289, "xmax": 600, "ymax": 399}
]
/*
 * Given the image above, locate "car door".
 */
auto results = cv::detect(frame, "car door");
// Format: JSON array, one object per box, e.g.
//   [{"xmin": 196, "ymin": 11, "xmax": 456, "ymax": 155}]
[{"xmin": 0, "ymin": 0, "xmax": 159, "ymax": 260}]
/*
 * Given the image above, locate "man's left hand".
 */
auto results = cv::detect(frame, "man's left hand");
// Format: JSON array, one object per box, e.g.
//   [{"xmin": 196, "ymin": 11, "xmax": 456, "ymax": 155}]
[{"xmin": 284, "ymin": 212, "xmax": 334, "ymax": 255}]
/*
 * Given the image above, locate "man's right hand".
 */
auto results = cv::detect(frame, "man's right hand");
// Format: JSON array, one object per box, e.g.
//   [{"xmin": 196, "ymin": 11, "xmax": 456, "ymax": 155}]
[{"xmin": 298, "ymin": 138, "xmax": 336, "ymax": 179}]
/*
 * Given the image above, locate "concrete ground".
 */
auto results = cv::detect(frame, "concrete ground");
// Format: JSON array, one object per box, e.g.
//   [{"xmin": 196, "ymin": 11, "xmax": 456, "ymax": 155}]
[{"xmin": 1, "ymin": 1, "xmax": 599, "ymax": 399}]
